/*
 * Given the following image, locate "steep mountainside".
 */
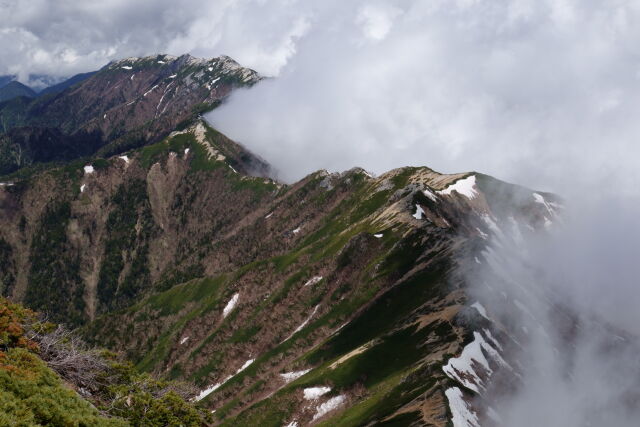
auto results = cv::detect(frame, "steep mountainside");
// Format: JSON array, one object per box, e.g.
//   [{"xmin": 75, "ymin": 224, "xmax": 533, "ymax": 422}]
[
  {"xmin": 0, "ymin": 124, "xmax": 556, "ymax": 425},
  {"xmin": 0, "ymin": 54, "xmax": 570, "ymax": 426},
  {"xmin": 0, "ymin": 54, "xmax": 260, "ymax": 175}
]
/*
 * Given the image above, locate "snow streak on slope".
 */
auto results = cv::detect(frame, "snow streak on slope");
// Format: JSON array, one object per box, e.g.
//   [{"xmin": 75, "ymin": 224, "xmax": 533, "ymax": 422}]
[{"xmin": 445, "ymin": 387, "xmax": 480, "ymax": 427}]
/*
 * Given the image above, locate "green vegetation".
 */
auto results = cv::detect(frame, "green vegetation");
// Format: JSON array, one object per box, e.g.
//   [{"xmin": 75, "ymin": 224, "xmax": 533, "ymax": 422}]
[
  {"xmin": 98, "ymin": 179, "xmax": 157, "ymax": 312},
  {"xmin": 0, "ymin": 297, "xmax": 210, "ymax": 426},
  {"xmin": 25, "ymin": 201, "xmax": 86, "ymax": 325}
]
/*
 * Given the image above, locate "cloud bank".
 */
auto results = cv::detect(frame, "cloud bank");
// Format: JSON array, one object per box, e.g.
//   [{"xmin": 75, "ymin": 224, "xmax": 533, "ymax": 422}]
[{"xmin": 208, "ymin": 0, "xmax": 640, "ymax": 191}]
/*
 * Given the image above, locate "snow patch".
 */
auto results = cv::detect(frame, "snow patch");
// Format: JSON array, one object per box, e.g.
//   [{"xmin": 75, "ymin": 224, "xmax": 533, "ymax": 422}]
[
  {"xmin": 84, "ymin": 165, "xmax": 94, "ymax": 174},
  {"xmin": 438, "ymin": 175, "xmax": 478, "ymax": 199},
  {"xmin": 168, "ymin": 74, "xmax": 177, "ymax": 79},
  {"xmin": 312, "ymin": 395, "xmax": 346, "ymax": 420},
  {"xmin": 264, "ymin": 212, "xmax": 273, "ymax": 219},
  {"xmin": 118, "ymin": 155, "xmax": 130, "ymax": 164},
  {"xmin": 222, "ymin": 293, "xmax": 239, "ymax": 318},
  {"xmin": 180, "ymin": 336, "xmax": 189, "ymax": 345},
  {"xmin": 292, "ymin": 227, "xmax": 301, "ymax": 234},
  {"xmin": 236, "ymin": 359, "xmax": 254, "ymax": 374},
  {"xmin": 194, "ymin": 358, "xmax": 254, "ymax": 402},
  {"xmin": 80, "ymin": 184, "xmax": 86, "ymax": 193},
  {"xmin": 121, "ymin": 65, "xmax": 132, "ymax": 70},
  {"xmin": 195, "ymin": 383, "xmax": 223, "ymax": 401},
  {"xmin": 445, "ymin": 387, "xmax": 480, "ymax": 427},
  {"xmin": 424, "ymin": 189, "xmax": 438, "ymax": 201},
  {"xmin": 280, "ymin": 369, "xmax": 311, "ymax": 383},
  {"xmin": 184, "ymin": 148, "xmax": 190, "ymax": 155},
  {"xmin": 284, "ymin": 422, "xmax": 298, "ymax": 427},
  {"xmin": 303, "ymin": 386, "xmax": 331, "ymax": 400},
  {"xmin": 442, "ymin": 331, "xmax": 509, "ymax": 393},
  {"xmin": 374, "ymin": 233, "xmax": 383, "ymax": 238},
  {"xmin": 303, "ymin": 276, "xmax": 323, "ymax": 287},
  {"xmin": 413, "ymin": 204, "xmax": 425, "ymax": 220}
]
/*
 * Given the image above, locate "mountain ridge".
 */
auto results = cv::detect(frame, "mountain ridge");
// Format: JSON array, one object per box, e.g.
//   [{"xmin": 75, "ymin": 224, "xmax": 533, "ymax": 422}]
[{"xmin": 0, "ymin": 53, "xmax": 570, "ymax": 426}]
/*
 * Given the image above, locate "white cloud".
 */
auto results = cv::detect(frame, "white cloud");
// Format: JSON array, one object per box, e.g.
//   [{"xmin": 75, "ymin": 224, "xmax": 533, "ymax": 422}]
[{"xmin": 206, "ymin": 0, "xmax": 640, "ymax": 194}]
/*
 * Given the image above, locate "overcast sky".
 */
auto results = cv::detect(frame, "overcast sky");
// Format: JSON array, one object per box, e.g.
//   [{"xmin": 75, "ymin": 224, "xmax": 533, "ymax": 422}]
[{"xmin": 4, "ymin": 0, "xmax": 640, "ymax": 191}]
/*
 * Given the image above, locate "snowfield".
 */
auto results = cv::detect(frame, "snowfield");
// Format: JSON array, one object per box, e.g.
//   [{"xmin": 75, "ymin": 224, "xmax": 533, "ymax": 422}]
[{"xmin": 438, "ymin": 175, "xmax": 478, "ymax": 199}]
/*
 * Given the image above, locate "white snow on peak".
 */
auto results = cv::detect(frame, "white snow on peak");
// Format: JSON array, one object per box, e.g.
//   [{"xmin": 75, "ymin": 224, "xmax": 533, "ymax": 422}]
[
  {"xmin": 157, "ymin": 60, "xmax": 166, "ymax": 64},
  {"xmin": 438, "ymin": 175, "xmax": 478, "ymax": 199},
  {"xmin": 303, "ymin": 386, "xmax": 331, "ymax": 400},
  {"xmin": 118, "ymin": 155, "xmax": 130, "ymax": 164},
  {"xmin": 121, "ymin": 65, "xmax": 132, "ymax": 70},
  {"xmin": 312, "ymin": 395, "xmax": 346, "ymax": 421},
  {"xmin": 84, "ymin": 165, "xmax": 94, "ymax": 174},
  {"xmin": 445, "ymin": 387, "xmax": 480, "ymax": 427},
  {"xmin": 413, "ymin": 204, "xmax": 425, "ymax": 220},
  {"xmin": 303, "ymin": 276, "xmax": 323, "ymax": 287},
  {"xmin": 471, "ymin": 302, "xmax": 489, "ymax": 320},
  {"xmin": 80, "ymin": 184, "xmax": 86, "ymax": 193},
  {"xmin": 280, "ymin": 369, "xmax": 311, "ymax": 383},
  {"xmin": 222, "ymin": 293, "xmax": 239, "ymax": 318},
  {"xmin": 374, "ymin": 233, "xmax": 383, "ymax": 238}
]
